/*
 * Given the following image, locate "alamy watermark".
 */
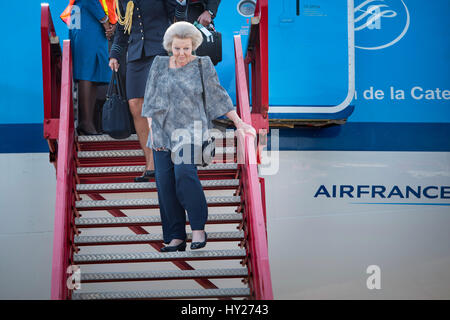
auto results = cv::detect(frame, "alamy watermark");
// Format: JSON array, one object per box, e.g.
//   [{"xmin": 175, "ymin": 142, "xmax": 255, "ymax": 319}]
[
  {"xmin": 366, "ymin": 265, "xmax": 381, "ymax": 290},
  {"xmin": 66, "ymin": 265, "xmax": 81, "ymax": 290},
  {"xmin": 67, "ymin": 5, "xmax": 81, "ymax": 30}
]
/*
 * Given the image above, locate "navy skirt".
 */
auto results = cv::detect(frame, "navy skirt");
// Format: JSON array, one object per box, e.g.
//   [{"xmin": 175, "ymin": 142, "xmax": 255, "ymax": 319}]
[{"xmin": 126, "ymin": 55, "xmax": 155, "ymax": 100}]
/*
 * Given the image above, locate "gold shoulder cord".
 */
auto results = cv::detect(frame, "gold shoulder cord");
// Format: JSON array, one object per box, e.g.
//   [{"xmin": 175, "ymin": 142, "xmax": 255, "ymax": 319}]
[
  {"xmin": 115, "ymin": 0, "xmax": 134, "ymax": 34},
  {"xmin": 101, "ymin": 0, "xmax": 108, "ymax": 16}
]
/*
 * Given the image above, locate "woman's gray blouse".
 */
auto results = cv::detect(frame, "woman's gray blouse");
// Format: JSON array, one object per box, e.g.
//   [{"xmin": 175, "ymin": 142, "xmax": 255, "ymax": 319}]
[{"xmin": 142, "ymin": 55, "xmax": 234, "ymax": 151}]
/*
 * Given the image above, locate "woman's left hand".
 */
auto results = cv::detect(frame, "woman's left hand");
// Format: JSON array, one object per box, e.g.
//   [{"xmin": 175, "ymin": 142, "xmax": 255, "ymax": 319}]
[
  {"xmin": 198, "ymin": 10, "xmax": 212, "ymax": 27},
  {"xmin": 236, "ymin": 120, "xmax": 257, "ymax": 137}
]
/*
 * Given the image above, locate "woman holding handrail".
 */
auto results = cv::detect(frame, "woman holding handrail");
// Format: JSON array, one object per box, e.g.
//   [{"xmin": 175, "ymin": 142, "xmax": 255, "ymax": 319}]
[{"xmin": 142, "ymin": 22, "xmax": 255, "ymax": 252}]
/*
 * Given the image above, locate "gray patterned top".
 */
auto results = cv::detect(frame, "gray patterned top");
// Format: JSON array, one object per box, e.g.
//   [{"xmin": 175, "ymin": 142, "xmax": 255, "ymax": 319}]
[{"xmin": 142, "ymin": 55, "xmax": 234, "ymax": 151}]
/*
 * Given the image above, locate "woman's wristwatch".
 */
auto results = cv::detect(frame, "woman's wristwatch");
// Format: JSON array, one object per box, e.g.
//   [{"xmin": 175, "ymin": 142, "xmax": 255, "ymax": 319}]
[{"xmin": 100, "ymin": 15, "xmax": 109, "ymax": 24}]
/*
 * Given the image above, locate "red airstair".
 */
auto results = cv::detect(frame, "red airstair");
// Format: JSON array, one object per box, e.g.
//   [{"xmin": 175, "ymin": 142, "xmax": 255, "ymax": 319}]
[{"xmin": 41, "ymin": 1, "xmax": 272, "ymax": 300}]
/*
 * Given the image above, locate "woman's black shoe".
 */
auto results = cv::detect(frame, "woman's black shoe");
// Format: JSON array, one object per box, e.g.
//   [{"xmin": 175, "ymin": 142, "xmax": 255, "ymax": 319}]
[
  {"xmin": 190, "ymin": 232, "xmax": 207, "ymax": 250},
  {"xmin": 76, "ymin": 127, "xmax": 102, "ymax": 136},
  {"xmin": 134, "ymin": 170, "xmax": 155, "ymax": 182},
  {"xmin": 160, "ymin": 240, "xmax": 186, "ymax": 252}
]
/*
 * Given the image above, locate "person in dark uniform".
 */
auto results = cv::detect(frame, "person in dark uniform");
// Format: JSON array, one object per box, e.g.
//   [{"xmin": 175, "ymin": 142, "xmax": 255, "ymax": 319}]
[
  {"xmin": 108, "ymin": 0, "xmax": 187, "ymax": 182},
  {"xmin": 184, "ymin": 0, "xmax": 221, "ymax": 26}
]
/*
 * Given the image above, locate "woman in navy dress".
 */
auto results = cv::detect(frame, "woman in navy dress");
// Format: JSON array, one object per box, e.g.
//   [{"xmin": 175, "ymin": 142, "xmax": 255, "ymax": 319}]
[
  {"xmin": 69, "ymin": 0, "xmax": 112, "ymax": 135},
  {"xmin": 109, "ymin": 0, "xmax": 186, "ymax": 182}
]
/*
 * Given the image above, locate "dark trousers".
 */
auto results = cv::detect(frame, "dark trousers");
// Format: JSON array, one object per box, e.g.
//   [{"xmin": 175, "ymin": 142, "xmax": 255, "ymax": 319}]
[{"xmin": 153, "ymin": 148, "xmax": 208, "ymax": 244}]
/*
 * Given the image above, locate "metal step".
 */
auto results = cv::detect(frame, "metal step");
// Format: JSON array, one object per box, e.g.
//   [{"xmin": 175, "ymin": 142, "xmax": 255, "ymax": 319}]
[
  {"xmin": 78, "ymin": 148, "xmax": 236, "ymax": 158},
  {"xmin": 76, "ymin": 213, "xmax": 243, "ymax": 228},
  {"xmin": 74, "ymin": 231, "xmax": 244, "ymax": 246},
  {"xmin": 80, "ymin": 268, "xmax": 248, "ymax": 283},
  {"xmin": 77, "ymin": 134, "xmax": 236, "ymax": 146},
  {"xmin": 78, "ymin": 134, "xmax": 140, "ymax": 142},
  {"xmin": 77, "ymin": 163, "xmax": 238, "ymax": 175},
  {"xmin": 72, "ymin": 287, "xmax": 251, "ymax": 300},
  {"xmin": 76, "ymin": 179, "xmax": 239, "ymax": 193},
  {"xmin": 74, "ymin": 249, "xmax": 246, "ymax": 264},
  {"xmin": 75, "ymin": 196, "xmax": 241, "ymax": 210}
]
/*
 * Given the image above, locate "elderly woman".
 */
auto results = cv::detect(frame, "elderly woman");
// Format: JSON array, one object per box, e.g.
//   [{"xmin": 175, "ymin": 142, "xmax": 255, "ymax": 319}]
[{"xmin": 142, "ymin": 21, "xmax": 255, "ymax": 252}]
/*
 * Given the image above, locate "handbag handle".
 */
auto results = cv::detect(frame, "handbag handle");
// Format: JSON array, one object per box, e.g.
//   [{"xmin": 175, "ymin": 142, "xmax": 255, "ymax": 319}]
[
  {"xmin": 106, "ymin": 73, "xmax": 116, "ymax": 98},
  {"xmin": 115, "ymin": 70, "xmax": 126, "ymax": 99},
  {"xmin": 106, "ymin": 71, "xmax": 126, "ymax": 99}
]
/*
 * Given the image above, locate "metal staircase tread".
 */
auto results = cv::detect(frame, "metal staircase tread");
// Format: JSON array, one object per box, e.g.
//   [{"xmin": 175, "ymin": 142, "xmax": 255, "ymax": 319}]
[
  {"xmin": 75, "ymin": 196, "xmax": 241, "ymax": 209},
  {"xmin": 78, "ymin": 148, "xmax": 235, "ymax": 158},
  {"xmin": 75, "ymin": 213, "xmax": 243, "ymax": 228},
  {"xmin": 77, "ymin": 163, "xmax": 238, "ymax": 174},
  {"xmin": 77, "ymin": 134, "xmax": 236, "ymax": 145},
  {"xmin": 77, "ymin": 134, "xmax": 139, "ymax": 142},
  {"xmin": 76, "ymin": 179, "xmax": 239, "ymax": 191},
  {"xmin": 80, "ymin": 268, "xmax": 248, "ymax": 283},
  {"xmin": 73, "ymin": 249, "xmax": 246, "ymax": 264},
  {"xmin": 72, "ymin": 287, "xmax": 251, "ymax": 300},
  {"xmin": 74, "ymin": 231, "xmax": 244, "ymax": 245}
]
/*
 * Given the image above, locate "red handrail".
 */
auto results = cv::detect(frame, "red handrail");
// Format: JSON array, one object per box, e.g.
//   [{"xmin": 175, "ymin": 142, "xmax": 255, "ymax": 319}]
[
  {"xmin": 50, "ymin": 40, "xmax": 75, "ymax": 300},
  {"xmin": 234, "ymin": 35, "xmax": 273, "ymax": 300}
]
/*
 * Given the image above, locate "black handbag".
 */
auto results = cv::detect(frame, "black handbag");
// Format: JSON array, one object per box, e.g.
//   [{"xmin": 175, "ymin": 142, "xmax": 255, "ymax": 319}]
[
  {"xmin": 194, "ymin": 22, "xmax": 222, "ymax": 66},
  {"xmin": 102, "ymin": 71, "xmax": 134, "ymax": 139},
  {"xmin": 198, "ymin": 58, "xmax": 216, "ymax": 167}
]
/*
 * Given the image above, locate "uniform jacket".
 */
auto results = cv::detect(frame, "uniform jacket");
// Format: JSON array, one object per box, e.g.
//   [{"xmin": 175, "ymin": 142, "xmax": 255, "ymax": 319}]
[{"xmin": 110, "ymin": 0, "xmax": 183, "ymax": 62}]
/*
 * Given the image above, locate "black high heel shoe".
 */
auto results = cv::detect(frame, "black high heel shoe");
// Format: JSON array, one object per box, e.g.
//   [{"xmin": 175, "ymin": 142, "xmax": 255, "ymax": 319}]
[
  {"xmin": 190, "ymin": 232, "xmax": 207, "ymax": 250},
  {"xmin": 134, "ymin": 170, "xmax": 155, "ymax": 182},
  {"xmin": 160, "ymin": 240, "xmax": 186, "ymax": 252}
]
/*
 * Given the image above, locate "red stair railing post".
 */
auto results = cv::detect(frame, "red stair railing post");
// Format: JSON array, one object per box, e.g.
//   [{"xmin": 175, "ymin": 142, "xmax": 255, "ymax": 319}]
[
  {"xmin": 235, "ymin": 34, "xmax": 273, "ymax": 300},
  {"xmin": 244, "ymin": 0, "xmax": 269, "ymax": 166},
  {"xmin": 41, "ymin": 3, "xmax": 62, "ymax": 165},
  {"xmin": 246, "ymin": 0, "xmax": 269, "ymax": 133},
  {"xmin": 51, "ymin": 40, "xmax": 75, "ymax": 300}
]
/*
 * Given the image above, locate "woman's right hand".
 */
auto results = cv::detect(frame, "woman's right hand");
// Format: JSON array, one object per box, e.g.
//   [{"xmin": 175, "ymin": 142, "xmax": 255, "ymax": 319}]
[
  {"xmin": 236, "ymin": 120, "xmax": 257, "ymax": 137},
  {"xmin": 109, "ymin": 58, "xmax": 119, "ymax": 72},
  {"xmin": 147, "ymin": 118, "xmax": 153, "ymax": 145}
]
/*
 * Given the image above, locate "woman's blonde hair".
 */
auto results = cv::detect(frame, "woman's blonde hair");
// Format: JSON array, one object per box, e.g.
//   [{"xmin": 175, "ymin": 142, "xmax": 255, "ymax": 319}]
[{"xmin": 163, "ymin": 21, "xmax": 203, "ymax": 53}]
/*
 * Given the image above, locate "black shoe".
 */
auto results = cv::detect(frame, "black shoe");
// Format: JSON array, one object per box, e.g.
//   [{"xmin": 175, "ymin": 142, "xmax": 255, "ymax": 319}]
[
  {"xmin": 134, "ymin": 170, "xmax": 155, "ymax": 182},
  {"xmin": 160, "ymin": 240, "xmax": 186, "ymax": 252},
  {"xmin": 190, "ymin": 232, "xmax": 207, "ymax": 250},
  {"xmin": 76, "ymin": 127, "xmax": 102, "ymax": 136}
]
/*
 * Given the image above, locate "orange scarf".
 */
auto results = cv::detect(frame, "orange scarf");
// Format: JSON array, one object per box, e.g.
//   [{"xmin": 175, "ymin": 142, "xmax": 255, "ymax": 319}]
[{"xmin": 60, "ymin": 0, "xmax": 117, "ymax": 25}]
